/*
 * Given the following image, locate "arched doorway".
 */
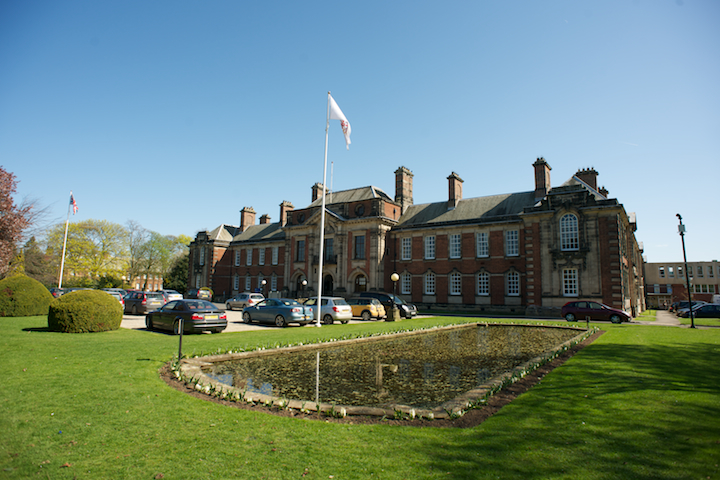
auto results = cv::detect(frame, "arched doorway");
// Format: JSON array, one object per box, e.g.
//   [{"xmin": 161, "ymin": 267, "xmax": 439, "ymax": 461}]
[
  {"xmin": 354, "ymin": 274, "xmax": 367, "ymax": 293},
  {"xmin": 323, "ymin": 274, "xmax": 334, "ymax": 296},
  {"xmin": 295, "ymin": 276, "xmax": 308, "ymax": 297}
]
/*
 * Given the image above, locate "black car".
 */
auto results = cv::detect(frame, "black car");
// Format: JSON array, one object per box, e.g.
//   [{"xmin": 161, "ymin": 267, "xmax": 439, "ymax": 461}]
[
  {"xmin": 186, "ymin": 288, "xmax": 212, "ymax": 300},
  {"xmin": 359, "ymin": 292, "xmax": 417, "ymax": 318},
  {"xmin": 145, "ymin": 299, "xmax": 227, "ymax": 334},
  {"xmin": 679, "ymin": 303, "xmax": 720, "ymax": 318}
]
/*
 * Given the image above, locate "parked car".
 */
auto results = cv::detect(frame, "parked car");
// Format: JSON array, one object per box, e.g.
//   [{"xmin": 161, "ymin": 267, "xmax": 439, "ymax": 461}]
[
  {"xmin": 359, "ymin": 292, "xmax": 418, "ymax": 318},
  {"xmin": 157, "ymin": 289, "xmax": 183, "ymax": 303},
  {"xmin": 103, "ymin": 287, "xmax": 127, "ymax": 297},
  {"xmin": 226, "ymin": 292, "xmax": 265, "ymax": 311},
  {"xmin": 675, "ymin": 301, "xmax": 707, "ymax": 316},
  {"xmin": 346, "ymin": 297, "xmax": 386, "ymax": 321},
  {"xmin": 561, "ymin": 300, "xmax": 631, "ymax": 323},
  {"xmin": 303, "ymin": 297, "xmax": 353, "ymax": 324},
  {"xmin": 124, "ymin": 291, "xmax": 165, "ymax": 315},
  {"xmin": 241, "ymin": 298, "xmax": 313, "ymax": 327},
  {"xmin": 679, "ymin": 303, "xmax": 720, "ymax": 318},
  {"xmin": 145, "ymin": 299, "xmax": 227, "ymax": 334},
  {"xmin": 186, "ymin": 288, "xmax": 212, "ymax": 300},
  {"xmin": 49, "ymin": 287, "xmax": 66, "ymax": 298},
  {"xmin": 104, "ymin": 290, "xmax": 125, "ymax": 308}
]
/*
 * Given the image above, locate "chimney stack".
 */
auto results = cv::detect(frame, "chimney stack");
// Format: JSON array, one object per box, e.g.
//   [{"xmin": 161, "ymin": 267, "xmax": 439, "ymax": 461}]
[
  {"xmin": 311, "ymin": 183, "xmax": 326, "ymax": 202},
  {"xmin": 447, "ymin": 172, "xmax": 463, "ymax": 209},
  {"xmin": 394, "ymin": 166, "xmax": 414, "ymax": 214},
  {"xmin": 533, "ymin": 157, "xmax": 551, "ymax": 199},
  {"xmin": 239, "ymin": 207, "xmax": 256, "ymax": 232},
  {"xmin": 575, "ymin": 167, "xmax": 598, "ymax": 190},
  {"xmin": 599, "ymin": 186, "xmax": 609, "ymax": 198},
  {"xmin": 279, "ymin": 201, "xmax": 294, "ymax": 227},
  {"xmin": 259, "ymin": 214, "xmax": 271, "ymax": 224}
]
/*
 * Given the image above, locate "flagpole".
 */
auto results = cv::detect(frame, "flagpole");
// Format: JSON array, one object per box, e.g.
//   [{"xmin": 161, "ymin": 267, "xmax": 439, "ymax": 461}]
[
  {"xmin": 315, "ymin": 93, "xmax": 331, "ymax": 327},
  {"xmin": 57, "ymin": 191, "xmax": 72, "ymax": 288}
]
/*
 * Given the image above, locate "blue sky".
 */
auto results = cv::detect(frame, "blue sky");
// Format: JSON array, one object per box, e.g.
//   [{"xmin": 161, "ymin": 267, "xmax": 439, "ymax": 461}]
[{"xmin": 1, "ymin": 0, "xmax": 718, "ymax": 262}]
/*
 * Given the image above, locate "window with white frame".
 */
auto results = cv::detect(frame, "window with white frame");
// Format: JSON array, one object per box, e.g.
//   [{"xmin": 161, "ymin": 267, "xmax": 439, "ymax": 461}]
[
  {"xmin": 560, "ymin": 214, "xmax": 579, "ymax": 251},
  {"xmin": 678, "ymin": 266, "xmax": 683, "ymax": 278},
  {"xmin": 506, "ymin": 271, "xmax": 520, "ymax": 296},
  {"xmin": 505, "ymin": 230, "xmax": 519, "ymax": 256},
  {"xmin": 668, "ymin": 266, "xmax": 674, "ymax": 277},
  {"xmin": 659, "ymin": 266, "xmax": 665, "ymax": 278},
  {"xmin": 476, "ymin": 232, "xmax": 489, "ymax": 258},
  {"xmin": 709, "ymin": 265, "xmax": 714, "ymax": 278},
  {"xmin": 259, "ymin": 248, "xmax": 265, "ymax": 265},
  {"xmin": 271, "ymin": 274, "xmax": 277, "ymax": 291},
  {"xmin": 272, "ymin": 246, "xmax": 279, "ymax": 265},
  {"xmin": 449, "ymin": 234, "xmax": 462, "ymax": 259},
  {"xmin": 233, "ymin": 274, "xmax": 240, "ymax": 291},
  {"xmin": 401, "ymin": 272, "xmax": 411, "ymax": 295},
  {"xmin": 697, "ymin": 265, "xmax": 704, "ymax": 277},
  {"xmin": 449, "ymin": 272, "xmax": 462, "ymax": 295},
  {"xmin": 424, "ymin": 271, "xmax": 436, "ymax": 295},
  {"xmin": 246, "ymin": 248, "xmax": 252, "ymax": 266},
  {"xmin": 234, "ymin": 250, "xmax": 240, "ymax": 267},
  {"xmin": 563, "ymin": 268, "xmax": 578, "ymax": 297},
  {"xmin": 688, "ymin": 266, "xmax": 693, "ymax": 277},
  {"xmin": 477, "ymin": 272, "xmax": 489, "ymax": 295},
  {"xmin": 401, "ymin": 237, "xmax": 412, "ymax": 260},
  {"xmin": 424, "ymin": 236, "xmax": 436, "ymax": 260},
  {"xmin": 245, "ymin": 276, "xmax": 251, "ymax": 291}
]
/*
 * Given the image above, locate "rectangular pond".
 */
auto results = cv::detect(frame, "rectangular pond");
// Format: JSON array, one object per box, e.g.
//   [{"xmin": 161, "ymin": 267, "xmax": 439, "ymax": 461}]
[{"xmin": 199, "ymin": 324, "xmax": 585, "ymax": 414}]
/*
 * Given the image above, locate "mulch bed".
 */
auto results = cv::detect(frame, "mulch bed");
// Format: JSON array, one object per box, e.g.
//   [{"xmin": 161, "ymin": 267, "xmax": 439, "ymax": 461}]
[{"xmin": 159, "ymin": 330, "xmax": 604, "ymax": 428}]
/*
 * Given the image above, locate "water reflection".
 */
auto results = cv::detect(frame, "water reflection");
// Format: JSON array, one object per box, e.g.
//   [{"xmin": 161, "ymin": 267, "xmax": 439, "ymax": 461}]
[{"xmin": 204, "ymin": 325, "xmax": 579, "ymax": 410}]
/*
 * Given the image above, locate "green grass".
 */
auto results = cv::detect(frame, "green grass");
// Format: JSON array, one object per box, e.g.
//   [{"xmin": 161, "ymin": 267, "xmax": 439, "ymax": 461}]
[
  {"xmin": 678, "ymin": 316, "xmax": 720, "ymax": 327},
  {"xmin": 2, "ymin": 316, "xmax": 719, "ymax": 479},
  {"xmin": 637, "ymin": 309, "xmax": 657, "ymax": 321}
]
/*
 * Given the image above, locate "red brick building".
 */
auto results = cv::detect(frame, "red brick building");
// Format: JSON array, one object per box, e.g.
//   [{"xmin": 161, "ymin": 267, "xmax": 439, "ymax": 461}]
[{"xmin": 189, "ymin": 159, "xmax": 645, "ymax": 317}]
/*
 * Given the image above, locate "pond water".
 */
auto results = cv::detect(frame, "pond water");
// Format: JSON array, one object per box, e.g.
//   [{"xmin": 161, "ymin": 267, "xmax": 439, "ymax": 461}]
[{"xmin": 202, "ymin": 324, "xmax": 582, "ymax": 410}]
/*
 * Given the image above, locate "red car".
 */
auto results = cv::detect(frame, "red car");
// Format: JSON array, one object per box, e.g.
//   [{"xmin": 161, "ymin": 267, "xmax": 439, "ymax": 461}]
[{"xmin": 561, "ymin": 301, "xmax": 631, "ymax": 323}]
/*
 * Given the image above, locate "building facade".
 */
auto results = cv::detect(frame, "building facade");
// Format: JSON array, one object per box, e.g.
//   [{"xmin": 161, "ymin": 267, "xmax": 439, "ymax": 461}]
[
  {"xmin": 189, "ymin": 160, "xmax": 645, "ymax": 317},
  {"xmin": 644, "ymin": 261, "xmax": 719, "ymax": 308}
]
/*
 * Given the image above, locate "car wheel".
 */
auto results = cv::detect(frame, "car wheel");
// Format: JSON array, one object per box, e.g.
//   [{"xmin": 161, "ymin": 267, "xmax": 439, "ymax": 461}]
[
  {"xmin": 610, "ymin": 314, "xmax": 622, "ymax": 324},
  {"xmin": 341, "ymin": 319, "xmax": 349, "ymax": 324},
  {"xmin": 145, "ymin": 316, "xmax": 153, "ymax": 331},
  {"xmin": 565, "ymin": 313, "xmax": 576, "ymax": 322},
  {"xmin": 323, "ymin": 314, "xmax": 334, "ymax": 325},
  {"xmin": 172, "ymin": 320, "xmax": 181, "ymax": 335},
  {"xmin": 225, "ymin": 303, "xmax": 232, "ymax": 311},
  {"xmin": 361, "ymin": 310, "xmax": 371, "ymax": 321},
  {"xmin": 274, "ymin": 315, "xmax": 287, "ymax": 327},
  {"xmin": 242, "ymin": 312, "xmax": 251, "ymax": 324}
]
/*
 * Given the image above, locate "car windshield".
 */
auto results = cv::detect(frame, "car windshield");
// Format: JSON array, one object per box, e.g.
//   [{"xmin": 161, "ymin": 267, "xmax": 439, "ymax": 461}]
[
  {"xmin": 280, "ymin": 299, "xmax": 300, "ymax": 306},
  {"xmin": 388, "ymin": 294, "xmax": 407, "ymax": 305},
  {"xmin": 332, "ymin": 298, "xmax": 349, "ymax": 306}
]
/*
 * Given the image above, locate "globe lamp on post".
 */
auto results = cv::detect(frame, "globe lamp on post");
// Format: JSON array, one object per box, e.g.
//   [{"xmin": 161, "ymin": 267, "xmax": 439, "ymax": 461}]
[
  {"xmin": 261, "ymin": 279, "xmax": 267, "ymax": 298},
  {"xmin": 302, "ymin": 279, "xmax": 307, "ymax": 299},
  {"xmin": 390, "ymin": 272, "xmax": 400, "ymax": 322}
]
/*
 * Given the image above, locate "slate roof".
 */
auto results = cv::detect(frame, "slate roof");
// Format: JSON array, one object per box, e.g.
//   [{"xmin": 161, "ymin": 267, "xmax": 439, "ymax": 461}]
[
  {"xmin": 557, "ymin": 175, "xmax": 607, "ymax": 201},
  {"xmin": 206, "ymin": 224, "xmax": 242, "ymax": 242},
  {"xmin": 396, "ymin": 191, "xmax": 538, "ymax": 229},
  {"xmin": 232, "ymin": 222, "xmax": 284, "ymax": 243},
  {"xmin": 307, "ymin": 186, "xmax": 393, "ymax": 208}
]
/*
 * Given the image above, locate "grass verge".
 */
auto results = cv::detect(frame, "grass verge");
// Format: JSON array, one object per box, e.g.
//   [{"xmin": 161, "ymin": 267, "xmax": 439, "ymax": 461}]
[{"xmin": 1, "ymin": 316, "xmax": 719, "ymax": 479}]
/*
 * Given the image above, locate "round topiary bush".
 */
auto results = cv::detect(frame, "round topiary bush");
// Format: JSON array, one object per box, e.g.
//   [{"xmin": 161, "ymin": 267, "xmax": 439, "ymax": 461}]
[
  {"xmin": 48, "ymin": 290, "xmax": 123, "ymax": 333},
  {"xmin": 0, "ymin": 274, "xmax": 54, "ymax": 317}
]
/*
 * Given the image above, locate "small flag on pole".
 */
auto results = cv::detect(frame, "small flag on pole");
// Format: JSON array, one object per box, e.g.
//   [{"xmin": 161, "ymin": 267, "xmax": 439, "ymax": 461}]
[
  {"xmin": 329, "ymin": 94, "xmax": 351, "ymax": 149},
  {"xmin": 70, "ymin": 193, "xmax": 78, "ymax": 215}
]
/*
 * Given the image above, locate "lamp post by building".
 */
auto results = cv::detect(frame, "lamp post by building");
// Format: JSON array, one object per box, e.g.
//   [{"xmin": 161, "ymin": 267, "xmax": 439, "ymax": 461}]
[
  {"xmin": 390, "ymin": 272, "xmax": 400, "ymax": 322},
  {"xmin": 676, "ymin": 214, "xmax": 695, "ymax": 329},
  {"xmin": 302, "ymin": 279, "xmax": 307, "ymax": 299},
  {"xmin": 261, "ymin": 279, "xmax": 267, "ymax": 298}
]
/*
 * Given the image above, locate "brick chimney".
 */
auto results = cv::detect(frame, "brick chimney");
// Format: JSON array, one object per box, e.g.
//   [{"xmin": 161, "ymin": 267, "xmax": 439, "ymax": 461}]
[
  {"xmin": 447, "ymin": 172, "xmax": 463, "ymax": 209},
  {"xmin": 533, "ymin": 157, "xmax": 551, "ymax": 199},
  {"xmin": 394, "ymin": 166, "xmax": 414, "ymax": 213},
  {"xmin": 599, "ymin": 186, "xmax": 609, "ymax": 198},
  {"xmin": 311, "ymin": 183, "xmax": 326, "ymax": 202},
  {"xmin": 575, "ymin": 167, "xmax": 598, "ymax": 190},
  {"xmin": 240, "ymin": 207, "xmax": 256, "ymax": 232},
  {"xmin": 279, "ymin": 200, "xmax": 294, "ymax": 227},
  {"xmin": 259, "ymin": 214, "xmax": 271, "ymax": 224}
]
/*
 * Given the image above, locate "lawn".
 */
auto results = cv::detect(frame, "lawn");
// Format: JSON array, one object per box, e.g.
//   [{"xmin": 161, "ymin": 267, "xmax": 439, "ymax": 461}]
[{"xmin": 1, "ymin": 316, "xmax": 719, "ymax": 479}]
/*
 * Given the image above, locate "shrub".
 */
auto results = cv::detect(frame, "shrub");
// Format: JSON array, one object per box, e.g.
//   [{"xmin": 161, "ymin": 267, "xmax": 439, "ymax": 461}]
[
  {"xmin": 0, "ymin": 274, "xmax": 54, "ymax": 317},
  {"xmin": 48, "ymin": 290, "xmax": 123, "ymax": 333}
]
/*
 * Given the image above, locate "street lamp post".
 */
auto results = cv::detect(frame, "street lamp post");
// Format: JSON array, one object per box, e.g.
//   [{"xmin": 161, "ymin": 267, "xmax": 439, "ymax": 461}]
[
  {"xmin": 261, "ymin": 279, "xmax": 267, "ymax": 298},
  {"xmin": 676, "ymin": 214, "xmax": 695, "ymax": 329},
  {"xmin": 302, "ymin": 279, "xmax": 307, "ymax": 299},
  {"xmin": 390, "ymin": 272, "xmax": 400, "ymax": 322}
]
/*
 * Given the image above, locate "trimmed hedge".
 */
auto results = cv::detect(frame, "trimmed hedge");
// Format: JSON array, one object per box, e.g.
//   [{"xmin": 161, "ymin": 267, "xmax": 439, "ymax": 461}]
[
  {"xmin": 48, "ymin": 290, "xmax": 123, "ymax": 333},
  {"xmin": 0, "ymin": 274, "xmax": 54, "ymax": 317}
]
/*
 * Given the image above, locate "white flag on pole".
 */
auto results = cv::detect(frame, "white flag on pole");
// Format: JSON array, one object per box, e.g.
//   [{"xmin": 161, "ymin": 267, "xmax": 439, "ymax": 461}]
[{"xmin": 329, "ymin": 94, "xmax": 351, "ymax": 149}]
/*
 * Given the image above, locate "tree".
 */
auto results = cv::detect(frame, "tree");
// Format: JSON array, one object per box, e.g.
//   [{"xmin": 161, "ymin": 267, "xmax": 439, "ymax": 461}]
[
  {"xmin": 22, "ymin": 236, "xmax": 56, "ymax": 287},
  {"xmin": 0, "ymin": 167, "xmax": 32, "ymax": 278},
  {"xmin": 46, "ymin": 219, "xmax": 128, "ymax": 283},
  {"xmin": 163, "ymin": 253, "xmax": 188, "ymax": 293}
]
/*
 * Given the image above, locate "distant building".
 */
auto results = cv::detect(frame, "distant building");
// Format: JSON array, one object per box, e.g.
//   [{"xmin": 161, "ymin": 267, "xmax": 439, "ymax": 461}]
[
  {"xmin": 189, "ymin": 159, "xmax": 645, "ymax": 317},
  {"xmin": 644, "ymin": 261, "xmax": 719, "ymax": 308}
]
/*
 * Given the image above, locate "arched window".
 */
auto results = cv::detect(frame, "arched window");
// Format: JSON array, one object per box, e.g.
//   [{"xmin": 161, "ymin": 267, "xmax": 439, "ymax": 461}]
[{"xmin": 560, "ymin": 214, "xmax": 579, "ymax": 251}]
